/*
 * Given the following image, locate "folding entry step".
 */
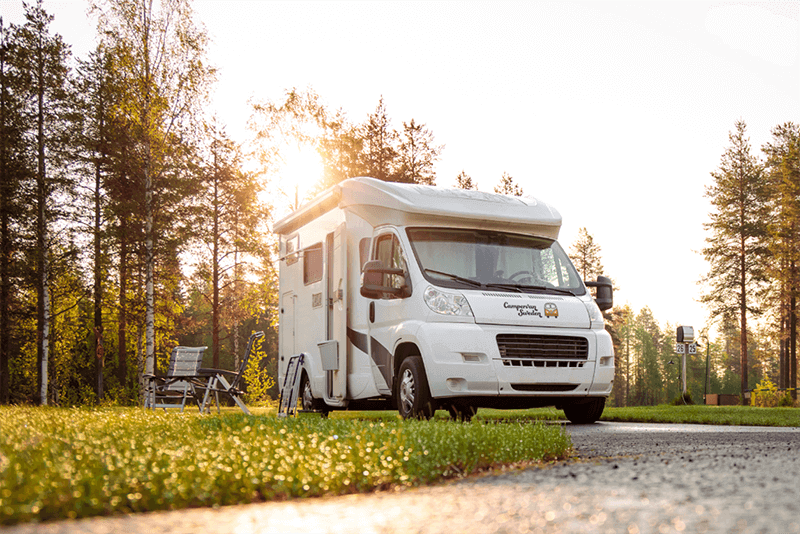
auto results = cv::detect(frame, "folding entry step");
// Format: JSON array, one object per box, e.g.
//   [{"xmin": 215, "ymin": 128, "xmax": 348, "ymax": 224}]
[{"xmin": 278, "ymin": 353, "xmax": 305, "ymax": 418}]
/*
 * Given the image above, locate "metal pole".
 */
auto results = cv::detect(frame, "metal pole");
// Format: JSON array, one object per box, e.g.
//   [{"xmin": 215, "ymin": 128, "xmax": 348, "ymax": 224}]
[
  {"xmin": 704, "ymin": 337, "xmax": 710, "ymax": 403},
  {"xmin": 682, "ymin": 343, "xmax": 688, "ymax": 397}
]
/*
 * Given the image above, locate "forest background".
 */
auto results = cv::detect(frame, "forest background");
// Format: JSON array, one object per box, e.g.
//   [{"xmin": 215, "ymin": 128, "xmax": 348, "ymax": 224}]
[{"xmin": 0, "ymin": 0, "xmax": 797, "ymax": 408}]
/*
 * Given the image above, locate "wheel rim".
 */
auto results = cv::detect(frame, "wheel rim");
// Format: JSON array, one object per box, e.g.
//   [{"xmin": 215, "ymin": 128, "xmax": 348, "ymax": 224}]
[
  {"xmin": 302, "ymin": 379, "xmax": 314, "ymax": 410},
  {"xmin": 399, "ymin": 368, "xmax": 416, "ymax": 414}
]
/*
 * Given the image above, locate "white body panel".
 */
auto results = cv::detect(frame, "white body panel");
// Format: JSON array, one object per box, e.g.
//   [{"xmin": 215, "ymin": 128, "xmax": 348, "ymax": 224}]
[{"xmin": 276, "ymin": 178, "xmax": 614, "ymax": 410}]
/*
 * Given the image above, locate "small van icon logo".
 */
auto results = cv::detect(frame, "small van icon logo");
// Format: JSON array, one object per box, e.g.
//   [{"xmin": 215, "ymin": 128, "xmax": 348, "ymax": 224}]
[{"xmin": 544, "ymin": 303, "xmax": 559, "ymax": 318}]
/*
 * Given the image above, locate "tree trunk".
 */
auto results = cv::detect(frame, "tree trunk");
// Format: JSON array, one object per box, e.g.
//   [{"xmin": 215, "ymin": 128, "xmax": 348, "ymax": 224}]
[
  {"xmin": 94, "ymin": 145, "xmax": 104, "ymax": 400},
  {"xmin": 740, "ymin": 234, "xmax": 748, "ymax": 405},
  {"xmin": 212, "ymin": 150, "xmax": 219, "ymax": 368},
  {"xmin": 36, "ymin": 32, "xmax": 49, "ymax": 406},
  {"xmin": 0, "ymin": 23, "xmax": 10, "ymax": 404},
  {"xmin": 117, "ymin": 217, "xmax": 128, "ymax": 389},
  {"xmin": 790, "ymin": 269, "xmax": 797, "ymax": 402}
]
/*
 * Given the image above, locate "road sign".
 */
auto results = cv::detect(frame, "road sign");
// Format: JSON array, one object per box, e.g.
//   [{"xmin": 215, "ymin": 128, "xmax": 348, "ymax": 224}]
[
  {"xmin": 688, "ymin": 343, "xmax": 697, "ymax": 354},
  {"xmin": 675, "ymin": 343, "xmax": 697, "ymax": 354}
]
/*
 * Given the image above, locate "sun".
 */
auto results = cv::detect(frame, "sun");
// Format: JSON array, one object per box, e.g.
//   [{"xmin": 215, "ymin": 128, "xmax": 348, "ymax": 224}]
[{"xmin": 281, "ymin": 143, "xmax": 324, "ymax": 210}]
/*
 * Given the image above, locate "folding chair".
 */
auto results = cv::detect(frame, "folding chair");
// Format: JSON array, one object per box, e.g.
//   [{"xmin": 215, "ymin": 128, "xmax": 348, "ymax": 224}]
[
  {"xmin": 144, "ymin": 346, "xmax": 206, "ymax": 412},
  {"xmin": 197, "ymin": 331, "xmax": 265, "ymax": 415}
]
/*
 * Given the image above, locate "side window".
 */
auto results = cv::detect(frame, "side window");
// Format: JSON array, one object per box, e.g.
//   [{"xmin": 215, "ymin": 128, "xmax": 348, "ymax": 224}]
[
  {"xmin": 303, "ymin": 243, "xmax": 323, "ymax": 285},
  {"xmin": 374, "ymin": 233, "xmax": 409, "ymax": 296},
  {"xmin": 359, "ymin": 237, "xmax": 371, "ymax": 272}
]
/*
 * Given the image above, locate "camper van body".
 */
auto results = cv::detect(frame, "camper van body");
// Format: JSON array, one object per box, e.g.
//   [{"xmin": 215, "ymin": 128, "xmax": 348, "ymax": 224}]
[{"xmin": 275, "ymin": 177, "xmax": 614, "ymax": 422}]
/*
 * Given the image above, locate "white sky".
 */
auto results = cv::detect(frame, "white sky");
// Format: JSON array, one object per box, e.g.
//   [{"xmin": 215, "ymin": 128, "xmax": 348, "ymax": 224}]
[{"xmin": 3, "ymin": 0, "xmax": 798, "ymax": 335}]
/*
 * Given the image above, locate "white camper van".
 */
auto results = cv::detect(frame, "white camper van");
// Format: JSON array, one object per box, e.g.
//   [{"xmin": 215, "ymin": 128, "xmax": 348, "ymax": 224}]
[{"xmin": 275, "ymin": 177, "xmax": 614, "ymax": 423}]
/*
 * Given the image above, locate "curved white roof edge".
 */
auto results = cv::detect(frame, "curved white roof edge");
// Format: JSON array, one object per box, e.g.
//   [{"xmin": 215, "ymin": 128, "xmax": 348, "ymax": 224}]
[{"xmin": 273, "ymin": 177, "xmax": 562, "ymax": 236}]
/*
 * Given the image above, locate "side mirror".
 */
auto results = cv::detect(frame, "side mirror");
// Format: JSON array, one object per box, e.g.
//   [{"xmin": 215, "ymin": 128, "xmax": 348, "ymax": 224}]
[
  {"xmin": 360, "ymin": 260, "xmax": 410, "ymax": 299},
  {"xmin": 585, "ymin": 275, "xmax": 613, "ymax": 311}
]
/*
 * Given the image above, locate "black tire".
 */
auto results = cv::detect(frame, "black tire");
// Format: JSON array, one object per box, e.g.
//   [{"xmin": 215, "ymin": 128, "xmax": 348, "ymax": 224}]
[
  {"xmin": 445, "ymin": 401, "xmax": 477, "ymax": 422},
  {"xmin": 300, "ymin": 373, "xmax": 329, "ymax": 417},
  {"xmin": 395, "ymin": 356, "xmax": 435, "ymax": 420},
  {"xmin": 563, "ymin": 397, "xmax": 605, "ymax": 424}
]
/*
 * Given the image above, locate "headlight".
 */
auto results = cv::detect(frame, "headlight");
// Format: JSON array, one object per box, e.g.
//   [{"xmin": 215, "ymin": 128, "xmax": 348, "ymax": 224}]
[
  {"xmin": 423, "ymin": 286, "xmax": 473, "ymax": 317},
  {"xmin": 585, "ymin": 300, "xmax": 605, "ymax": 329}
]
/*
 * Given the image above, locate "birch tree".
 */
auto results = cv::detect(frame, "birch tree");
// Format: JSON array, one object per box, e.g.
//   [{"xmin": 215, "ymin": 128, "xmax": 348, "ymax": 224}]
[{"xmin": 94, "ymin": 0, "xmax": 214, "ymax": 384}]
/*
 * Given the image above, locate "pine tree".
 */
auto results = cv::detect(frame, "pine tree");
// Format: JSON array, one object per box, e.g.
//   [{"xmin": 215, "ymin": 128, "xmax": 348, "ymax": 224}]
[
  {"xmin": 396, "ymin": 118, "xmax": 442, "ymax": 185},
  {"xmin": 195, "ymin": 121, "xmax": 268, "ymax": 368},
  {"xmin": 360, "ymin": 96, "xmax": 398, "ymax": 182},
  {"xmin": 455, "ymin": 170, "xmax": 477, "ymax": 190},
  {"xmin": 569, "ymin": 227, "xmax": 605, "ymax": 281},
  {"xmin": 762, "ymin": 122, "xmax": 800, "ymax": 400},
  {"xmin": 0, "ymin": 16, "xmax": 29, "ymax": 404},
  {"xmin": 14, "ymin": 0, "xmax": 72, "ymax": 405},
  {"xmin": 493, "ymin": 172, "xmax": 523, "ymax": 196},
  {"xmin": 701, "ymin": 120, "xmax": 770, "ymax": 404}
]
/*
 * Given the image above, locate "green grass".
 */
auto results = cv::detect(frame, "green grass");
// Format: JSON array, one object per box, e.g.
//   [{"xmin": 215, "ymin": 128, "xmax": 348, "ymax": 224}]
[
  {"xmin": 600, "ymin": 405, "xmax": 800, "ymax": 427},
  {"xmin": 0, "ymin": 407, "xmax": 571, "ymax": 525}
]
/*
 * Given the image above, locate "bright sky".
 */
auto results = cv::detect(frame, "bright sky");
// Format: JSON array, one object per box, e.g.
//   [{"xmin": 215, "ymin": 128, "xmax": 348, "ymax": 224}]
[{"xmin": 3, "ymin": 1, "xmax": 798, "ymax": 335}]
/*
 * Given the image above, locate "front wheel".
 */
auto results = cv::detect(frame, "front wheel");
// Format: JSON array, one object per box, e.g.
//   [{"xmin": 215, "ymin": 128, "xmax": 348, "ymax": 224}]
[
  {"xmin": 395, "ymin": 356, "xmax": 435, "ymax": 420},
  {"xmin": 562, "ymin": 397, "xmax": 605, "ymax": 424},
  {"xmin": 444, "ymin": 401, "xmax": 477, "ymax": 422}
]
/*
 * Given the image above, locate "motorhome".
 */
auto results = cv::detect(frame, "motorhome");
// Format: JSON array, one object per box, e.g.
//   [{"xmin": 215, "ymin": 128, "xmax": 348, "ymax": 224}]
[{"xmin": 275, "ymin": 177, "xmax": 614, "ymax": 423}]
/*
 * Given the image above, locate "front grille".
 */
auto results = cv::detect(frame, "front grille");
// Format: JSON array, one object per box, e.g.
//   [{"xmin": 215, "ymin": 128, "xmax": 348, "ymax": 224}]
[{"xmin": 497, "ymin": 334, "xmax": 589, "ymax": 360}]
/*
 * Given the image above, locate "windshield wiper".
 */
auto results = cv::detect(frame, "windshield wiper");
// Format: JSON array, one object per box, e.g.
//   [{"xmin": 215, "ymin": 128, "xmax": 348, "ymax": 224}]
[
  {"xmin": 423, "ymin": 269, "xmax": 483, "ymax": 288},
  {"xmin": 512, "ymin": 284, "xmax": 577, "ymax": 296},
  {"xmin": 483, "ymin": 283, "xmax": 524, "ymax": 293}
]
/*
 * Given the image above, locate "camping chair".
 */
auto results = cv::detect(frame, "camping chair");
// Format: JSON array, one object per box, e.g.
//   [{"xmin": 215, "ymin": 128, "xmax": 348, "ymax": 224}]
[
  {"xmin": 144, "ymin": 346, "xmax": 207, "ymax": 412},
  {"xmin": 197, "ymin": 331, "xmax": 265, "ymax": 415}
]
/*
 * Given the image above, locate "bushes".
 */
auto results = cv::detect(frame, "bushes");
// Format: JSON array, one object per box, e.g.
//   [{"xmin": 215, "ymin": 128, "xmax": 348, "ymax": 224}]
[{"xmin": 749, "ymin": 378, "xmax": 796, "ymax": 408}]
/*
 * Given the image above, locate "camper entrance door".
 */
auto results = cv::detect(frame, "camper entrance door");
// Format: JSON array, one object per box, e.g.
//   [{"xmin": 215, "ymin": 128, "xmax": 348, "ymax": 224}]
[{"xmin": 323, "ymin": 223, "xmax": 348, "ymax": 404}]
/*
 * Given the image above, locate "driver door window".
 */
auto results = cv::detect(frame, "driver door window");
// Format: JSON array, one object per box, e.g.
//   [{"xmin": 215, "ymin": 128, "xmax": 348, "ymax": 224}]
[{"xmin": 374, "ymin": 233, "xmax": 408, "ymax": 298}]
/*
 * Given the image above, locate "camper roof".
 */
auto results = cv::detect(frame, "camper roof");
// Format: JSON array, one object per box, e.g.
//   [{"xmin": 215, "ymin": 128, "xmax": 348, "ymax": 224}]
[{"xmin": 273, "ymin": 177, "xmax": 562, "ymax": 239}]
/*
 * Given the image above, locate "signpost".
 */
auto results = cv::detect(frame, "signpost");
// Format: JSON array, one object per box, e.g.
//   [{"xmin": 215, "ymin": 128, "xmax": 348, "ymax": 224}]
[{"xmin": 676, "ymin": 326, "xmax": 695, "ymax": 397}]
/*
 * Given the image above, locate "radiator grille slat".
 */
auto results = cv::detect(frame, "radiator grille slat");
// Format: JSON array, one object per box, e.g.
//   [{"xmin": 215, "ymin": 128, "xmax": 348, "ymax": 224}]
[{"xmin": 496, "ymin": 334, "xmax": 589, "ymax": 360}]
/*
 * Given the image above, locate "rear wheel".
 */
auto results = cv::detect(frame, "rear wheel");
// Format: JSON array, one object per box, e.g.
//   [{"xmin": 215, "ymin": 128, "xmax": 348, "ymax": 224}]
[
  {"xmin": 396, "ymin": 356, "xmax": 435, "ymax": 420},
  {"xmin": 563, "ymin": 397, "xmax": 605, "ymax": 424},
  {"xmin": 300, "ymin": 373, "xmax": 329, "ymax": 417}
]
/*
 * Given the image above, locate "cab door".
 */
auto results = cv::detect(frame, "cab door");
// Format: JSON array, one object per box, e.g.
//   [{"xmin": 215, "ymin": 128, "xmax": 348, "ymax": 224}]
[{"xmin": 365, "ymin": 230, "xmax": 412, "ymax": 395}]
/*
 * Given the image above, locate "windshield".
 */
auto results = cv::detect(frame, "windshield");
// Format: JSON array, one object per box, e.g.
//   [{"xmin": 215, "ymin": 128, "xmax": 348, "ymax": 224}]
[{"xmin": 406, "ymin": 228, "xmax": 585, "ymax": 296}]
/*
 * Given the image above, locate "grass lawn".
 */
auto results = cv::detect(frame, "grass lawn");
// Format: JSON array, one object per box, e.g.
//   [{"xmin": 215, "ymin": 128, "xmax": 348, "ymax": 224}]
[
  {"xmin": 2, "ymin": 403, "xmax": 796, "ymax": 526},
  {"xmin": 0, "ymin": 406, "xmax": 570, "ymax": 525},
  {"xmin": 600, "ymin": 404, "xmax": 800, "ymax": 427}
]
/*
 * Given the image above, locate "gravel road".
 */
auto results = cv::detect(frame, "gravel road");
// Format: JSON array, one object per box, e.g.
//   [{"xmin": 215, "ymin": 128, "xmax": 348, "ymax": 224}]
[{"xmin": 7, "ymin": 422, "xmax": 800, "ymax": 534}]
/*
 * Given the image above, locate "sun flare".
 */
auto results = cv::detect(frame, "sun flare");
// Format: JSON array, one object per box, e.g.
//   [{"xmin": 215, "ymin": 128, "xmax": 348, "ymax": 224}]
[{"xmin": 281, "ymin": 144, "xmax": 324, "ymax": 210}]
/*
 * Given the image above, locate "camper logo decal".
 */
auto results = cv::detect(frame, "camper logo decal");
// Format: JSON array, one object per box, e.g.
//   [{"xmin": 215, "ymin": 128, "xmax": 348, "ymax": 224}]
[
  {"xmin": 503, "ymin": 302, "xmax": 542, "ymax": 318},
  {"xmin": 544, "ymin": 303, "xmax": 559, "ymax": 318}
]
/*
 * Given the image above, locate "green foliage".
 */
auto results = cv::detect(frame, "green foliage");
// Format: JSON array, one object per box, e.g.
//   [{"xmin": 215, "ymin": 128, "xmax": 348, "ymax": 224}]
[
  {"xmin": 670, "ymin": 391, "xmax": 695, "ymax": 406},
  {"xmin": 242, "ymin": 336, "xmax": 275, "ymax": 405},
  {"xmin": 750, "ymin": 377, "xmax": 781, "ymax": 407},
  {"xmin": 493, "ymin": 172, "xmax": 523, "ymax": 196},
  {"xmin": 0, "ymin": 407, "xmax": 570, "ymax": 525},
  {"xmin": 777, "ymin": 391, "xmax": 796, "ymax": 407}
]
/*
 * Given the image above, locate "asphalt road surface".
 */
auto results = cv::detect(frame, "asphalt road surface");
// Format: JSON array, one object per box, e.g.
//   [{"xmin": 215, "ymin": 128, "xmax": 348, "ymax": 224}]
[{"xmin": 7, "ymin": 422, "xmax": 800, "ymax": 534}]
